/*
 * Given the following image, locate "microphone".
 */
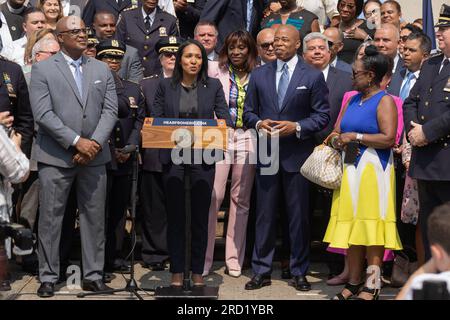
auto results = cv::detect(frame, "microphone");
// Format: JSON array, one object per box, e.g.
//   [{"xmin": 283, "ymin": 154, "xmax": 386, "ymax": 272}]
[{"xmin": 119, "ymin": 145, "xmax": 138, "ymax": 154}]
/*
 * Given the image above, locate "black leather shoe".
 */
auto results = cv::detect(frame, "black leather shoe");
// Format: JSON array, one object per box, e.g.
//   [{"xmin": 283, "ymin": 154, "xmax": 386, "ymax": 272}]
[
  {"xmin": 82, "ymin": 279, "xmax": 112, "ymax": 292},
  {"xmin": 244, "ymin": 275, "xmax": 271, "ymax": 290},
  {"xmin": 281, "ymin": 268, "xmax": 291, "ymax": 280},
  {"xmin": 149, "ymin": 262, "xmax": 166, "ymax": 271},
  {"xmin": 103, "ymin": 272, "xmax": 116, "ymax": 283},
  {"xmin": 37, "ymin": 282, "xmax": 55, "ymax": 298},
  {"xmin": 290, "ymin": 275, "xmax": 311, "ymax": 291}
]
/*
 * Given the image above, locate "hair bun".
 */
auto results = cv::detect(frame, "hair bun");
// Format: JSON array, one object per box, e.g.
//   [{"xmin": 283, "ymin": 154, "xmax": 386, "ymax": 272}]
[{"xmin": 364, "ymin": 45, "xmax": 379, "ymax": 57}]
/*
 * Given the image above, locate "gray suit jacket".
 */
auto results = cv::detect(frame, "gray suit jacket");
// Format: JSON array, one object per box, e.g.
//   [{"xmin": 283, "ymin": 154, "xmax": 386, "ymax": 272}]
[
  {"xmin": 118, "ymin": 44, "xmax": 144, "ymax": 83},
  {"xmin": 30, "ymin": 52, "xmax": 118, "ymax": 168}
]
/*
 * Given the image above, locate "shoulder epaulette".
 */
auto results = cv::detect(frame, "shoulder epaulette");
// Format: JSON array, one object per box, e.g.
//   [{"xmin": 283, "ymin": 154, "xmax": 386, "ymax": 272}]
[
  {"xmin": 123, "ymin": 5, "xmax": 138, "ymax": 12},
  {"xmin": 430, "ymin": 51, "xmax": 444, "ymax": 59},
  {"xmin": 143, "ymin": 74, "xmax": 159, "ymax": 80}
]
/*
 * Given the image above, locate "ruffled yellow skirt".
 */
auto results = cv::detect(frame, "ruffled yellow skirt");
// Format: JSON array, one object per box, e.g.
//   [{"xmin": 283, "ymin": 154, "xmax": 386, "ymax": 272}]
[{"xmin": 323, "ymin": 148, "xmax": 403, "ymax": 250}]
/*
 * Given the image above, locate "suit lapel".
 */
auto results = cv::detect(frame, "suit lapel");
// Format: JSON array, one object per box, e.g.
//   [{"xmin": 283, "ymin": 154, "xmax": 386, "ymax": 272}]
[
  {"xmin": 149, "ymin": 9, "xmax": 164, "ymax": 35},
  {"xmin": 106, "ymin": 0, "xmax": 119, "ymax": 11},
  {"xmin": 326, "ymin": 67, "xmax": 337, "ymax": 93},
  {"xmin": 268, "ymin": 61, "xmax": 278, "ymax": 110},
  {"xmin": 54, "ymin": 52, "xmax": 83, "ymax": 106},
  {"xmin": 280, "ymin": 58, "xmax": 305, "ymax": 111},
  {"xmin": 134, "ymin": 8, "xmax": 147, "ymax": 34},
  {"xmin": 434, "ymin": 59, "xmax": 450, "ymax": 84},
  {"xmin": 81, "ymin": 56, "xmax": 93, "ymax": 108},
  {"xmin": 173, "ymin": 83, "xmax": 181, "ymax": 118}
]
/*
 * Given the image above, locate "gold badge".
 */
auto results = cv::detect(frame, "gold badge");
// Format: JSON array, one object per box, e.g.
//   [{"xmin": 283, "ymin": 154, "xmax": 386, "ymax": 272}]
[
  {"xmin": 112, "ymin": 39, "xmax": 119, "ymax": 47},
  {"xmin": 169, "ymin": 36, "xmax": 177, "ymax": 44},
  {"xmin": 3, "ymin": 73, "xmax": 16, "ymax": 98},
  {"xmin": 159, "ymin": 27, "xmax": 167, "ymax": 37},
  {"xmin": 129, "ymin": 97, "xmax": 138, "ymax": 109},
  {"xmin": 444, "ymin": 77, "xmax": 450, "ymax": 93}
]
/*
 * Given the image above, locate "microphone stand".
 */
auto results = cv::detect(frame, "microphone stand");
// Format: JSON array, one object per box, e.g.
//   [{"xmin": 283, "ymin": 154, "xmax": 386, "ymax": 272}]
[{"xmin": 78, "ymin": 145, "xmax": 146, "ymax": 299}]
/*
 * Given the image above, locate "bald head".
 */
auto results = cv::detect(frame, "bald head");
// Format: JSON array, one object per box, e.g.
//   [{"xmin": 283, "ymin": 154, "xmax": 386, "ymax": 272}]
[
  {"xmin": 257, "ymin": 28, "xmax": 276, "ymax": 64},
  {"xmin": 374, "ymin": 23, "xmax": 400, "ymax": 59},
  {"xmin": 274, "ymin": 25, "xmax": 300, "ymax": 61},
  {"xmin": 323, "ymin": 27, "xmax": 344, "ymax": 61},
  {"xmin": 257, "ymin": 28, "xmax": 275, "ymax": 45},
  {"xmin": 56, "ymin": 16, "xmax": 87, "ymax": 58}
]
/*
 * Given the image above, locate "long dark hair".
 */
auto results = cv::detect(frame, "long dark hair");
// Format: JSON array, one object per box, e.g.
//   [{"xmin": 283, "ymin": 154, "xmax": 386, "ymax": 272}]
[
  {"xmin": 171, "ymin": 39, "xmax": 209, "ymax": 87},
  {"xmin": 218, "ymin": 30, "xmax": 258, "ymax": 73}
]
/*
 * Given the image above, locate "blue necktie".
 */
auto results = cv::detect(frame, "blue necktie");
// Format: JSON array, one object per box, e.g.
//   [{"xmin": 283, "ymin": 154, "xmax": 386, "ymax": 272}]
[
  {"xmin": 399, "ymin": 71, "xmax": 415, "ymax": 102},
  {"xmin": 278, "ymin": 62, "xmax": 289, "ymax": 109},
  {"xmin": 71, "ymin": 60, "xmax": 83, "ymax": 98}
]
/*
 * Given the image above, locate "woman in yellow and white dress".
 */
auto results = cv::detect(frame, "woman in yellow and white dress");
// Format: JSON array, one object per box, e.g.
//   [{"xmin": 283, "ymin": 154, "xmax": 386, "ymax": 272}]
[{"xmin": 324, "ymin": 45, "xmax": 402, "ymax": 300}]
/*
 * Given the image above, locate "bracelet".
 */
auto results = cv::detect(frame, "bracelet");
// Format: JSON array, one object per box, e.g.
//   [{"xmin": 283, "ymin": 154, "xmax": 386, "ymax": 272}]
[{"xmin": 356, "ymin": 133, "xmax": 364, "ymax": 144}]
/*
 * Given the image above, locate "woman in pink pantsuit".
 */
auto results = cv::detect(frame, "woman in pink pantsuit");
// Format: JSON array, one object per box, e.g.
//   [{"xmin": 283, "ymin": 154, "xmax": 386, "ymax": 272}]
[{"xmin": 203, "ymin": 30, "xmax": 259, "ymax": 277}]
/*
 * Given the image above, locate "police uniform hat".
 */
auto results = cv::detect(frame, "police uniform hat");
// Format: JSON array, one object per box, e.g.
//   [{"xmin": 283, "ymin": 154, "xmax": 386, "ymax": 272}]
[
  {"xmin": 155, "ymin": 36, "xmax": 181, "ymax": 54},
  {"xmin": 435, "ymin": 4, "xmax": 450, "ymax": 28},
  {"xmin": 96, "ymin": 39, "xmax": 126, "ymax": 59},
  {"xmin": 87, "ymin": 27, "xmax": 99, "ymax": 46}
]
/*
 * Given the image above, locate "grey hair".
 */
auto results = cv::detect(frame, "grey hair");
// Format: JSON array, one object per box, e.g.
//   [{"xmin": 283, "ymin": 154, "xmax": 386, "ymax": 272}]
[
  {"xmin": 303, "ymin": 32, "xmax": 329, "ymax": 53},
  {"xmin": 31, "ymin": 38, "xmax": 59, "ymax": 62}
]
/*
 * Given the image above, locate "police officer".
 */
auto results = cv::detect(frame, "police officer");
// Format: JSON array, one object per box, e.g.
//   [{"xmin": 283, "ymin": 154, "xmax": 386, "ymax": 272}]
[
  {"xmin": 138, "ymin": 36, "xmax": 179, "ymax": 270},
  {"xmin": 95, "ymin": 39, "xmax": 146, "ymax": 273},
  {"xmin": 403, "ymin": 4, "xmax": 450, "ymax": 260},
  {"xmin": 0, "ymin": 56, "xmax": 33, "ymax": 157},
  {"xmin": 116, "ymin": 0, "xmax": 178, "ymax": 77},
  {"xmin": 82, "ymin": 0, "xmax": 134, "ymax": 27}
]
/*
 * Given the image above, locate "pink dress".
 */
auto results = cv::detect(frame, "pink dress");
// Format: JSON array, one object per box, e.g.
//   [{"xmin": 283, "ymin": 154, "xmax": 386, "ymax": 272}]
[{"xmin": 327, "ymin": 90, "xmax": 403, "ymax": 261}]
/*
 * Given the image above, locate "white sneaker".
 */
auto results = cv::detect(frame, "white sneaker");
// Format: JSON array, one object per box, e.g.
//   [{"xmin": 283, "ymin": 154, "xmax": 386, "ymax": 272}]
[{"xmin": 226, "ymin": 269, "xmax": 241, "ymax": 278}]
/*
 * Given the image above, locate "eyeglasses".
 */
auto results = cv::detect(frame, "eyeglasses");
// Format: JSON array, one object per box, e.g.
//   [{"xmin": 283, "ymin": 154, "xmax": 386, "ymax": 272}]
[
  {"xmin": 59, "ymin": 28, "xmax": 87, "ymax": 37},
  {"xmin": 259, "ymin": 42, "xmax": 274, "ymax": 50},
  {"xmin": 352, "ymin": 69, "xmax": 368, "ymax": 78},
  {"xmin": 38, "ymin": 50, "xmax": 59, "ymax": 55},
  {"xmin": 400, "ymin": 35, "xmax": 409, "ymax": 42},
  {"xmin": 162, "ymin": 52, "xmax": 176, "ymax": 58}
]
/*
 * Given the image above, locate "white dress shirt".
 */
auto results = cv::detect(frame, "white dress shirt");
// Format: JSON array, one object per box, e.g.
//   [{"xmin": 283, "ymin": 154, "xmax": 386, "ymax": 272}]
[
  {"xmin": 400, "ymin": 69, "xmax": 420, "ymax": 96},
  {"xmin": 0, "ymin": 12, "xmax": 14, "ymax": 55},
  {"xmin": 439, "ymin": 56, "xmax": 450, "ymax": 74},
  {"xmin": 4, "ymin": 36, "xmax": 27, "ymax": 66},
  {"xmin": 296, "ymin": 0, "xmax": 339, "ymax": 27},
  {"xmin": 158, "ymin": 0, "xmax": 175, "ymax": 16},
  {"xmin": 142, "ymin": 6, "xmax": 157, "ymax": 27},
  {"xmin": 322, "ymin": 64, "xmax": 330, "ymax": 81},
  {"xmin": 393, "ymin": 53, "xmax": 400, "ymax": 73}
]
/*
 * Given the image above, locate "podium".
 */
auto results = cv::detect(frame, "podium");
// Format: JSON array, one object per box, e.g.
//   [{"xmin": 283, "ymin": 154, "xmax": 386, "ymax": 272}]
[{"xmin": 142, "ymin": 118, "xmax": 228, "ymax": 299}]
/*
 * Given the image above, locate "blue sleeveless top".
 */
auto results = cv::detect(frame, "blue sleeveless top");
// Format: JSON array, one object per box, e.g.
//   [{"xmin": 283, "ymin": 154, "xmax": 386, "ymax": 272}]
[{"xmin": 340, "ymin": 91, "xmax": 391, "ymax": 170}]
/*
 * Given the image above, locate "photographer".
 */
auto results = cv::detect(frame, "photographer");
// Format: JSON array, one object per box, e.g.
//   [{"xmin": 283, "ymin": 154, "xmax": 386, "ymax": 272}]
[
  {"xmin": 396, "ymin": 203, "xmax": 450, "ymax": 300},
  {"xmin": 1, "ymin": 111, "xmax": 30, "ymax": 222}
]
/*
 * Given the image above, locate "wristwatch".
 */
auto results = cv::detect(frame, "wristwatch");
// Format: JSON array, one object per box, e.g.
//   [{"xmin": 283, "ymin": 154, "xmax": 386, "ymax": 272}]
[
  {"xmin": 296, "ymin": 123, "xmax": 301, "ymax": 138},
  {"xmin": 356, "ymin": 133, "xmax": 364, "ymax": 144}
]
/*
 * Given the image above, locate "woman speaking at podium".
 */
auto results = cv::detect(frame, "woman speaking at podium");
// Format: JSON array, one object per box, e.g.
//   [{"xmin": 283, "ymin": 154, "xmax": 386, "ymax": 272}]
[{"xmin": 151, "ymin": 39, "xmax": 232, "ymax": 287}]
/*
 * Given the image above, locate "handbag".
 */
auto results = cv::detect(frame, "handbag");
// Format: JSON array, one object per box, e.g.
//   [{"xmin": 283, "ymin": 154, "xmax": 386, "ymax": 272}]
[
  {"xmin": 300, "ymin": 139, "xmax": 342, "ymax": 190},
  {"xmin": 391, "ymin": 250, "xmax": 419, "ymax": 288},
  {"xmin": 400, "ymin": 175, "xmax": 420, "ymax": 225}
]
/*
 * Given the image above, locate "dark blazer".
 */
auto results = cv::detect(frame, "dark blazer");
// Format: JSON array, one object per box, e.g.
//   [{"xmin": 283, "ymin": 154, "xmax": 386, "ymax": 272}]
[
  {"xmin": 335, "ymin": 58, "xmax": 352, "ymax": 74},
  {"xmin": 140, "ymin": 74, "xmax": 163, "ymax": 172},
  {"xmin": 243, "ymin": 57, "xmax": 330, "ymax": 172},
  {"xmin": 403, "ymin": 54, "xmax": 450, "ymax": 181},
  {"xmin": 387, "ymin": 57, "xmax": 406, "ymax": 96},
  {"xmin": 107, "ymin": 76, "xmax": 145, "ymax": 174},
  {"xmin": 116, "ymin": 6, "xmax": 178, "ymax": 77},
  {"xmin": 200, "ymin": 0, "xmax": 265, "ymax": 50},
  {"xmin": 315, "ymin": 66, "xmax": 353, "ymax": 143},
  {"xmin": 0, "ymin": 58, "xmax": 33, "ymax": 157},
  {"xmin": 82, "ymin": 0, "xmax": 132, "ymax": 27},
  {"xmin": 151, "ymin": 77, "xmax": 232, "ymax": 164},
  {"xmin": 176, "ymin": 0, "xmax": 206, "ymax": 39}
]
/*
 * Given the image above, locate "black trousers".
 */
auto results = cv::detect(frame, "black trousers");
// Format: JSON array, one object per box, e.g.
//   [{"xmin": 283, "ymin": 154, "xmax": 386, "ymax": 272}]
[
  {"xmin": 162, "ymin": 163, "xmax": 215, "ymax": 274},
  {"xmin": 417, "ymin": 180, "xmax": 450, "ymax": 260},
  {"xmin": 139, "ymin": 170, "xmax": 169, "ymax": 265},
  {"xmin": 105, "ymin": 173, "xmax": 131, "ymax": 268}
]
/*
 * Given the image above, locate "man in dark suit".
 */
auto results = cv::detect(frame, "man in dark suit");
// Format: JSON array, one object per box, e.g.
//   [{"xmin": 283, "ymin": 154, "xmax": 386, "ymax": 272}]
[
  {"xmin": 323, "ymin": 27, "xmax": 352, "ymax": 74},
  {"xmin": 92, "ymin": 11, "xmax": 143, "ymax": 83},
  {"xmin": 116, "ymin": 0, "xmax": 178, "ymax": 77},
  {"xmin": 139, "ymin": 36, "xmax": 180, "ymax": 271},
  {"xmin": 403, "ymin": 4, "xmax": 450, "ymax": 260},
  {"xmin": 1, "ymin": 0, "xmax": 31, "ymax": 41},
  {"xmin": 194, "ymin": 20, "xmax": 219, "ymax": 61},
  {"xmin": 30, "ymin": 16, "xmax": 117, "ymax": 297},
  {"xmin": 94, "ymin": 39, "xmax": 145, "ymax": 274},
  {"xmin": 82, "ymin": 0, "xmax": 133, "ymax": 27},
  {"xmin": 0, "ymin": 56, "xmax": 33, "ymax": 157},
  {"xmin": 243, "ymin": 25, "xmax": 330, "ymax": 291},
  {"xmin": 174, "ymin": 0, "xmax": 205, "ymax": 39},
  {"xmin": 200, "ymin": 0, "xmax": 266, "ymax": 51},
  {"xmin": 302, "ymin": 32, "xmax": 353, "ymax": 143}
]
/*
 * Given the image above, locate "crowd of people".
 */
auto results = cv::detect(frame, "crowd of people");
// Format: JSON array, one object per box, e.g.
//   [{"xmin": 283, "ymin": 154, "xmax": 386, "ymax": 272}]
[{"xmin": 0, "ymin": 0, "xmax": 449, "ymax": 300}]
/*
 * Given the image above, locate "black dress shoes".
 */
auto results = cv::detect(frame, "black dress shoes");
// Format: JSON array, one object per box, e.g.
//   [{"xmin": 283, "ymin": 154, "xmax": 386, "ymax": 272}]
[
  {"xmin": 149, "ymin": 262, "xmax": 166, "ymax": 271},
  {"xmin": 37, "ymin": 282, "xmax": 55, "ymax": 298},
  {"xmin": 281, "ymin": 268, "xmax": 292, "ymax": 280},
  {"xmin": 244, "ymin": 274, "xmax": 271, "ymax": 290},
  {"xmin": 82, "ymin": 279, "xmax": 112, "ymax": 292},
  {"xmin": 290, "ymin": 275, "xmax": 311, "ymax": 291}
]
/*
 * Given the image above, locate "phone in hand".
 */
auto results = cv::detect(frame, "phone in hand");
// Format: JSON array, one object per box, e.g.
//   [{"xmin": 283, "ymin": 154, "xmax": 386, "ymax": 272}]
[{"xmin": 344, "ymin": 141, "xmax": 359, "ymax": 164}]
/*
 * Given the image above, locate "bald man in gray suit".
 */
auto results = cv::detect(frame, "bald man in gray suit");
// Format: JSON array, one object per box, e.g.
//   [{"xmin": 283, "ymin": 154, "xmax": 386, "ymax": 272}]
[{"xmin": 30, "ymin": 16, "xmax": 117, "ymax": 298}]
